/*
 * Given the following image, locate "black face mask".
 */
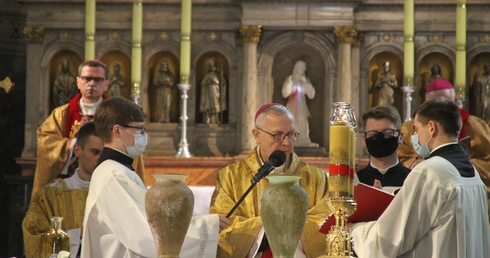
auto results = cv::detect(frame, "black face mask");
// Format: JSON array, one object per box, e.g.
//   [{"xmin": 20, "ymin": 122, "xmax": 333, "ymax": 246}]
[{"xmin": 365, "ymin": 132, "xmax": 399, "ymax": 158}]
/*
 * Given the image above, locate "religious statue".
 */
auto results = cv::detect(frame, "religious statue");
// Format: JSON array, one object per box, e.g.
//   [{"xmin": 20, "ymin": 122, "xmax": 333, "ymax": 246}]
[
  {"xmin": 282, "ymin": 60, "xmax": 317, "ymax": 147},
  {"xmin": 108, "ymin": 63, "xmax": 124, "ymax": 97},
  {"xmin": 153, "ymin": 61, "xmax": 175, "ymax": 123},
  {"xmin": 473, "ymin": 64, "xmax": 490, "ymax": 124},
  {"xmin": 52, "ymin": 59, "xmax": 78, "ymax": 107},
  {"xmin": 420, "ymin": 63, "xmax": 443, "ymax": 102},
  {"xmin": 199, "ymin": 57, "xmax": 227, "ymax": 124},
  {"xmin": 370, "ymin": 61, "xmax": 398, "ymax": 107}
]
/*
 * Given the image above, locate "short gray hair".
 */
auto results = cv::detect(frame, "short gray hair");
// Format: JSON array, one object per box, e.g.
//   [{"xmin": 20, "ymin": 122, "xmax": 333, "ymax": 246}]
[{"xmin": 255, "ymin": 104, "xmax": 294, "ymax": 128}]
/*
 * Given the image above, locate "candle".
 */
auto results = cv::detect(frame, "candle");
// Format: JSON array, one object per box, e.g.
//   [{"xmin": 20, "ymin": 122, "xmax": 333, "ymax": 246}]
[{"xmin": 180, "ymin": 0, "xmax": 192, "ymax": 83}]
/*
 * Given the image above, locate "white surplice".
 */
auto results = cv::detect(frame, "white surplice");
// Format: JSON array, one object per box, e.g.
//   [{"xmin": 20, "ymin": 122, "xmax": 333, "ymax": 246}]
[
  {"xmin": 81, "ymin": 160, "xmax": 219, "ymax": 258},
  {"xmin": 351, "ymin": 156, "xmax": 490, "ymax": 258}
]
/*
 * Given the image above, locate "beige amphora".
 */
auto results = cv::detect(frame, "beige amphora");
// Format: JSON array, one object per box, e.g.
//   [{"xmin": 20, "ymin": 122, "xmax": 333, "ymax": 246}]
[
  {"xmin": 259, "ymin": 174, "xmax": 308, "ymax": 258},
  {"xmin": 145, "ymin": 173, "xmax": 194, "ymax": 258}
]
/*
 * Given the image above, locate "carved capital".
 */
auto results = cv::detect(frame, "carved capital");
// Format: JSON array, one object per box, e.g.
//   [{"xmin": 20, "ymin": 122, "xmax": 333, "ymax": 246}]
[
  {"xmin": 23, "ymin": 26, "xmax": 45, "ymax": 43},
  {"xmin": 334, "ymin": 26, "xmax": 362, "ymax": 45},
  {"xmin": 238, "ymin": 25, "xmax": 262, "ymax": 44}
]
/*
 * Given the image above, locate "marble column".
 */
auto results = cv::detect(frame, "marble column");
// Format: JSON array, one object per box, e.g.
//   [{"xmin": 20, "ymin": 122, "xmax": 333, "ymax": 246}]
[
  {"xmin": 402, "ymin": 0, "xmax": 415, "ymax": 121},
  {"xmin": 131, "ymin": 0, "xmax": 143, "ymax": 104},
  {"xmin": 22, "ymin": 26, "xmax": 45, "ymax": 158},
  {"xmin": 239, "ymin": 25, "xmax": 261, "ymax": 154},
  {"xmin": 455, "ymin": 0, "xmax": 467, "ymax": 105},
  {"xmin": 351, "ymin": 35, "xmax": 363, "ymax": 120},
  {"xmin": 334, "ymin": 26, "xmax": 360, "ymax": 104},
  {"xmin": 85, "ymin": 0, "xmax": 95, "ymax": 60}
]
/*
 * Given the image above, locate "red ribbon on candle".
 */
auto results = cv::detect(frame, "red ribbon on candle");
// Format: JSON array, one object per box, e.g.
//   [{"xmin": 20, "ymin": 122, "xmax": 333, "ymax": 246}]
[{"xmin": 329, "ymin": 164, "xmax": 350, "ymax": 176}]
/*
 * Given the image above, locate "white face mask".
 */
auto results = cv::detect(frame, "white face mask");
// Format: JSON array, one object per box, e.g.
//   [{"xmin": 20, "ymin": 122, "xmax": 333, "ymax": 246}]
[
  {"xmin": 121, "ymin": 128, "xmax": 148, "ymax": 158},
  {"xmin": 410, "ymin": 124, "xmax": 432, "ymax": 158}
]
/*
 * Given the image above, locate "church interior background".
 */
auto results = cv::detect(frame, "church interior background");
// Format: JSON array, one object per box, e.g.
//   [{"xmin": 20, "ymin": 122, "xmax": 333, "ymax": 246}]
[{"xmin": 1, "ymin": 0, "xmax": 490, "ymax": 256}]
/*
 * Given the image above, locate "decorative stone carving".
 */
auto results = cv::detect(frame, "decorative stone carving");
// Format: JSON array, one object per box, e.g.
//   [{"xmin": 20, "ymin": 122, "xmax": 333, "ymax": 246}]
[
  {"xmin": 334, "ymin": 26, "xmax": 360, "ymax": 44},
  {"xmin": 238, "ymin": 25, "xmax": 262, "ymax": 44},
  {"xmin": 22, "ymin": 26, "xmax": 45, "ymax": 43}
]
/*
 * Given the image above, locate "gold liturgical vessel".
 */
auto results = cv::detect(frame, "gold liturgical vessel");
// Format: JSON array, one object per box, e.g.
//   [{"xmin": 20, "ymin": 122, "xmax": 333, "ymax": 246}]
[{"xmin": 321, "ymin": 102, "xmax": 357, "ymax": 258}]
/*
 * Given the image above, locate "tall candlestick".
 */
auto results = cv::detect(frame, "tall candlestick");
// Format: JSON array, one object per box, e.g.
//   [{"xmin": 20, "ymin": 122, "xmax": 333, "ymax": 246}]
[{"xmin": 85, "ymin": 0, "xmax": 96, "ymax": 60}]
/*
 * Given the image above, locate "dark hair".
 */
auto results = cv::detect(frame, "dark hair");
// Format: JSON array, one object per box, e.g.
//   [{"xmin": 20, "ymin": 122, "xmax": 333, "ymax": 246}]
[
  {"xmin": 94, "ymin": 97, "xmax": 146, "ymax": 143},
  {"xmin": 362, "ymin": 105, "xmax": 402, "ymax": 130},
  {"xmin": 414, "ymin": 97, "xmax": 461, "ymax": 138},
  {"xmin": 76, "ymin": 121, "xmax": 98, "ymax": 148},
  {"xmin": 78, "ymin": 59, "xmax": 109, "ymax": 79}
]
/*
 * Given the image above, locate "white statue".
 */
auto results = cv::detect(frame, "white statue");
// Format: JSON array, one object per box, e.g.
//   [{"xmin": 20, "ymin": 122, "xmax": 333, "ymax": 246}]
[{"xmin": 282, "ymin": 60, "xmax": 317, "ymax": 147}]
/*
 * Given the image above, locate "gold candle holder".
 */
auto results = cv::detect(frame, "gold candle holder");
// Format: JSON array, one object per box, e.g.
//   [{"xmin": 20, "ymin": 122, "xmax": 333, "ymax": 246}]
[{"xmin": 322, "ymin": 102, "xmax": 357, "ymax": 258}]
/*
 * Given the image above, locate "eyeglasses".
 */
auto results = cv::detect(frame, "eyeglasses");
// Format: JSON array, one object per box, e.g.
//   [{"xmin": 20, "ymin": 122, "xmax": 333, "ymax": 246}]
[
  {"xmin": 120, "ymin": 124, "xmax": 146, "ymax": 135},
  {"xmin": 79, "ymin": 76, "xmax": 106, "ymax": 84},
  {"xmin": 364, "ymin": 129, "xmax": 400, "ymax": 139},
  {"xmin": 257, "ymin": 127, "xmax": 300, "ymax": 142}
]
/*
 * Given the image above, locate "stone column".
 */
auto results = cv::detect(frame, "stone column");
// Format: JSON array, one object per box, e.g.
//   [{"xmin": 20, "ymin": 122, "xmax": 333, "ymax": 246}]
[
  {"xmin": 238, "ymin": 25, "xmax": 261, "ymax": 154},
  {"xmin": 351, "ymin": 34, "xmax": 363, "ymax": 120},
  {"xmin": 402, "ymin": 0, "xmax": 415, "ymax": 121},
  {"xmin": 334, "ymin": 26, "xmax": 360, "ymax": 103},
  {"xmin": 131, "ymin": 0, "xmax": 142, "ymax": 104},
  {"xmin": 455, "ymin": 0, "xmax": 467, "ymax": 106},
  {"xmin": 85, "ymin": 0, "xmax": 95, "ymax": 60},
  {"xmin": 22, "ymin": 26, "xmax": 45, "ymax": 158}
]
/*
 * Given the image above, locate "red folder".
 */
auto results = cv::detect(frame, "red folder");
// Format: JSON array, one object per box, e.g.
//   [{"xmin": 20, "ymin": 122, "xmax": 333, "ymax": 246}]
[{"xmin": 319, "ymin": 183, "xmax": 396, "ymax": 234}]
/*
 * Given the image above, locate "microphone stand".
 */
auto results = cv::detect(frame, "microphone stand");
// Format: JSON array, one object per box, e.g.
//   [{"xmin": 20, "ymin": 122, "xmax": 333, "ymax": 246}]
[{"xmin": 226, "ymin": 181, "xmax": 257, "ymax": 218}]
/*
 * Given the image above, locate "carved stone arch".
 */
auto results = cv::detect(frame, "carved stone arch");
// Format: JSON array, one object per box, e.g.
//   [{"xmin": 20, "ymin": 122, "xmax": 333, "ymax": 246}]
[
  {"xmin": 96, "ymin": 39, "xmax": 132, "ymax": 60},
  {"xmin": 415, "ymin": 43, "xmax": 455, "ymax": 104},
  {"xmin": 257, "ymin": 30, "xmax": 337, "ymax": 149},
  {"xmin": 192, "ymin": 39, "xmax": 238, "ymax": 124},
  {"xmin": 40, "ymin": 41, "xmax": 83, "ymax": 115},
  {"xmin": 359, "ymin": 43, "xmax": 403, "ymax": 114}
]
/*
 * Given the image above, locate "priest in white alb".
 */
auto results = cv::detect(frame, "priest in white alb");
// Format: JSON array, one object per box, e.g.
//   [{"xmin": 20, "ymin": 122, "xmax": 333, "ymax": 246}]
[{"xmin": 350, "ymin": 97, "xmax": 490, "ymax": 258}]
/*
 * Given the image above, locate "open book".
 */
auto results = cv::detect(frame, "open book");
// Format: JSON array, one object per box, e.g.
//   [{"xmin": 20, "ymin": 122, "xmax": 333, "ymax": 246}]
[{"xmin": 319, "ymin": 183, "xmax": 396, "ymax": 234}]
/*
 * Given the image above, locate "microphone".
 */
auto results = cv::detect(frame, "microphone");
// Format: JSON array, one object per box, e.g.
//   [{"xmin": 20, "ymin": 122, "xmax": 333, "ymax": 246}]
[
  {"xmin": 226, "ymin": 150, "xmax": 287, "ymax": 218},
  {"xmin": 251, "ymin": 150, "xmax": 287, "ymax": 184}
]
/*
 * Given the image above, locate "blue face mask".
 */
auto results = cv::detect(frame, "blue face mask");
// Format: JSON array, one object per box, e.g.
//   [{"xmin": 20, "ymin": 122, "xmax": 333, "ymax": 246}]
[{"xmin": 410, "ymin": 124, "xmax": 432, "ymax": 158}]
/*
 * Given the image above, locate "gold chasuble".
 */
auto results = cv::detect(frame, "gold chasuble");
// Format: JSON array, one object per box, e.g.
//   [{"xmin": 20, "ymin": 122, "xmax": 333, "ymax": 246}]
[
  {"xmin": 33, "ymin": 94, "xmax": 146, "ymax": 195},
  {"xmin": 210, "ymin": 149, "xmax": 330, "ymax": 258},
  {"xmin": 22, "ymin": 179, "xmax": 88, "ymax": 258}
]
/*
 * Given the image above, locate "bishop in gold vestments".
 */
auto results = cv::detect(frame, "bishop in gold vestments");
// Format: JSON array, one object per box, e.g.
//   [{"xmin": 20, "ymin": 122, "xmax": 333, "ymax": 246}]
[{"xmin": 210, "ymin": 148, "xmax": 330, "ymax": 258}]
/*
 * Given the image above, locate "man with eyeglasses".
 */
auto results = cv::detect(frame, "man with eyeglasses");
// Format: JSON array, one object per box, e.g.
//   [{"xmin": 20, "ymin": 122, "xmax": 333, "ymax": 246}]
[
  {"xmin": 210, "ymin": 103, "xmax": 329, "ymax": 258},
  {"xmin": 82, "ymin": 97, "xmax": 224, "ymax": 257},
  {"xmin": 357, "ymin": 105, "xmax": 410, "ymax": 191},
  {"xmin": 32, "ymin": 59, "xmax": 145, "ymax": 197}
]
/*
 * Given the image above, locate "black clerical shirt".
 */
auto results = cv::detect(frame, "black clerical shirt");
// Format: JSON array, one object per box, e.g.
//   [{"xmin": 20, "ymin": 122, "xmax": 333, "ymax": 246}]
[
  {"xmin": 356, "ymin": 162, "xmax": 410, "ymax": 187},
  {"xmin": 96, "ymin": 147, "xmax": 135, "ymax": 171}
]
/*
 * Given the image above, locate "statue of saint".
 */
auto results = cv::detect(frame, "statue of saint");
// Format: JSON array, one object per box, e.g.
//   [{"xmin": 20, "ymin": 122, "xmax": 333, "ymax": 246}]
[
  {"xmin": 153, "ymin": 61, "xmax": 175, "ymax": 123},
  {"xmin": 199, "ymin": 57, "xmax": 227, "ymax": 124},
  {"xmin": 108, "ymin": 63, "xmax": 124, "ymax": 97},
  {"xmin": 53, "ymin": 59, "xmax": 78, "ymax": 107},
  {"xmin": 420, "ymin": 63, "xmax": 443, "ymax": 102},
  {"xmin": 371, "ymin": 61, "xmax": 398, "ymax": 107},
  {"xmin": 474, "ymin": 64, "xmax": 490, "ymax": 124},
  {"xmin": 282, "ymin": 60, "xmax": 316, "ymax": 147}
]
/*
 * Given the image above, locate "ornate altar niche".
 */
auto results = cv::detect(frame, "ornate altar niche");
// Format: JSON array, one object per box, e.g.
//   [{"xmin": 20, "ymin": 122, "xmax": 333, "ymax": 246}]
[
  {"xmin": 271, "ymin": 43, "xmax": 326, "ymax": 152},
  {"xmin": 147, "ymin": 51, "xmax": 180, "ymax": 123},
  {"xmin": 195, "ymin": 51, "xmax": 229, "ymax": 124},
  {"xmin": 101, "ymin": 50, "xmax": 132, "ymax": 100},
  {"xmin": 49, "ymin": 51, "xmax": 81, "ymax": 111},
  {"xmin": 367, "ymin": 52, "xmax": 403, "ymax": 114},
  {"xmin": 468, "ymin": 52, "xmax": 490, "ymax": 121},
  {"xmin": 417, "ymin": 52, "xmax": 453, "ymax": 104}
]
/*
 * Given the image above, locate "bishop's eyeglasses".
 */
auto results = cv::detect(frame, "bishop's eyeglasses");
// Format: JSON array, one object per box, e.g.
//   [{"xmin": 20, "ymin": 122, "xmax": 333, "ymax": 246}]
[{"xmin": 257, "ymin": 127, "xmax": 300, "ymax": 142}]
